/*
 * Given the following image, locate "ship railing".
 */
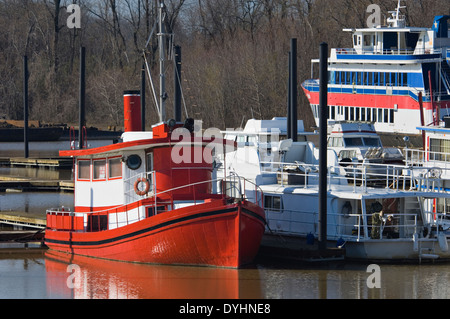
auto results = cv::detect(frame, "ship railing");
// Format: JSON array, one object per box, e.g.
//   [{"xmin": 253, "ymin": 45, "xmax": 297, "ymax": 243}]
[
  {"xmin": 404, "ymin": 148, "xmax": 450, "ymax": 166},
  {"xmin": 424, "ymin": 90, "xmax": 450, "ymax": 99},
  {"xmin": 138, "ymin": 171, "xmax": 263, "ymax": 206},
  {"xmin": 405, "ymin": 148, "xmax": 450, "ymax": 183},
  {"xmin": 46, "ymin": 172, "xmax": 263, "ymax": 232},
  {"xmin": 259, "ymin": 159, "xmax": 448, "ymax": 194},
  {"xmin": 46, "ymin": 207, "xmax": 85, "ymax": 232},
  {"xmin": 224, "ymin": 171, "xmax": 264, "ymax": 207},
  {"xmin": 409, "ymin": 87, "xmax": 450, "ymax": 102},
  {"xmin": 435, "ymin": 212, "xmax": 450, "ymax": 230},
  {"xmin": 123, "ymin": 170, "xmax": 262, "ymax": 205},
  {"xmin": 265, "ymin": 208, "xmax": 421, "ymax": 242},
  {"xmin": 335, "ymin": 48, "xmax": 442, "ymax": 56},
  {"xmin": 259, "ymin": 160, "xmax": 388, "ymax": 190}
]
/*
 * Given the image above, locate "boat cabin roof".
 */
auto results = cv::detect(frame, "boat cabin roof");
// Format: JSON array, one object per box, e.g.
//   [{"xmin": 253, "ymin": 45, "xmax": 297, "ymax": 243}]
[
  {"xmin": 417, "ymin": 125, "xmax": 450, "ymax": 135},
  {"xmin": 328, "ymin": 122, "xmax": 379, "ymax": 137},
  {"xmin": 60, "ymin": 123, "xmax": 237, "ymax": 158}
]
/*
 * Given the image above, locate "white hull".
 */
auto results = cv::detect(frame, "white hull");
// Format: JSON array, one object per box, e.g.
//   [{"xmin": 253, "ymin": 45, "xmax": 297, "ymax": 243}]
[{"xmin": 345, "ymin": 238, "xmax": 450, "ymax": 262}]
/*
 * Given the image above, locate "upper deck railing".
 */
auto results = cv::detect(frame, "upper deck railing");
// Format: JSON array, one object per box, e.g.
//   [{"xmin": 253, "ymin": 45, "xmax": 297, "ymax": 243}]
[
  {"xmin": 405, "ymin": 148, "xmax": 450, "ymax": 178},
  {"xmin": 258, "ymin": 159, "xmax": 450, "ymax": 195},
  {"xmin": 335, "ymin": 48, "xmax": 443, "ymax": 56}
]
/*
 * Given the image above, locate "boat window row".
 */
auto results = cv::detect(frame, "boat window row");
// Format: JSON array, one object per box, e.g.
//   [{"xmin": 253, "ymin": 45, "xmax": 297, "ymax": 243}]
[
  {"xmin": 328, "ymin": 136, "xmax": 382, "ymax": 148},
  {"xmin": 311, "ymin": 105, "xmax": 395, "ymax": 124},
  {"xmin": 329, "ymin": 70, "xmax": 408, "ymax": 87},
  {"xmin": 78, "ymin": 157, "xmax": 122, "ymax": 181}
]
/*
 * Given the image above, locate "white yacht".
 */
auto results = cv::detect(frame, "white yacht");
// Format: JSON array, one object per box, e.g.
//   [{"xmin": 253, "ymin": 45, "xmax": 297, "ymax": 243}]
[{"xmin": 219, "ymin": 117, "xmax": 450, "ymax": 262}]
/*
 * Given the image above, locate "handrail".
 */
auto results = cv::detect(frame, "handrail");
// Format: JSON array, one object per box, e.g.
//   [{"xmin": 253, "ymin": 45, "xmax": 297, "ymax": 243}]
[
  {"xmin": 258, "ymin": 159, "xmax": 441, "ymax": 193},
  {"xmin": 228, "ymin": 171, "xmax": 265, "ymax": 207},
  {"xmin": 334, "ymin": 47, "xmax": 442, "ymax": 56},
  {"xmin": 264, "ymin": 207, "xmax": 422, "ymax": 242},
  {"xmin": 406, "ymin": 148, "xmax": 450, "ymax": 166}
]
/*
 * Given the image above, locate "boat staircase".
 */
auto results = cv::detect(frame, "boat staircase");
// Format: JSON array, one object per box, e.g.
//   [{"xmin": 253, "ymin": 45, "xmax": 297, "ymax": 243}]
[
  {"xmin": 403, "ymin": 196, "xmax": 422, "ymax": 237},
  {"xmin": 407, "ymin": 195, "xmax": 450, "ymax": 263}
]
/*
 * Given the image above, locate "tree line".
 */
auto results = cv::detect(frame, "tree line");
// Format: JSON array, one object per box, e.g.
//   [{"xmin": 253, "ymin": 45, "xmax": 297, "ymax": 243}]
[{"xmin": 0, "ymin": 0, "xmax": 447, "ymax": 130}]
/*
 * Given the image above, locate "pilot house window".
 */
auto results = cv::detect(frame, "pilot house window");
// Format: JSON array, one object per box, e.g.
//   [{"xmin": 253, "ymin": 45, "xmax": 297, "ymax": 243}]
[
  {"xmin": 93, "ymin": 159, "xmax": 107, "ymax": 180},
  {"xmin": 109, "ymin": 157, "xmax": 122, "ymax": 179},
  {"xmin": 78, "ymin": 160, "xmax": 90, "ymax": 180}
]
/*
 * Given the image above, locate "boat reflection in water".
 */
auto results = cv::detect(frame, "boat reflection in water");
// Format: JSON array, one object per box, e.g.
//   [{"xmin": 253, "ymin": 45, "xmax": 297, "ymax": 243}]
[{"xmin": 44, "ymin": 250, "xmax": 262, "ymax": 299}]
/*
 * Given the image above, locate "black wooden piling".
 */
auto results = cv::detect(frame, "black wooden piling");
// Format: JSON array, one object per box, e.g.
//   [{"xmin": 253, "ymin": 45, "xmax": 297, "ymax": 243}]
[
  {"xmin": 141, "ymin": 63, "xmax": 146, "ymax": 131},
  {"xmin": 23, "ymin": 56, "xmax": 29, "ymax": 158},
  {"xmin": 79, "ymin": 47, "xmax": 86, "ymax": 149},
  {"xmin": 289, "ymin": 38, "xmax": 298, "ymax": 142},
  {"xmin": 287, "ymin": 51, "xmax": 292, "ymax": 139},
  {"xmin": 318, "ymin": 42, "xmax": 328, "ymax": 251}
]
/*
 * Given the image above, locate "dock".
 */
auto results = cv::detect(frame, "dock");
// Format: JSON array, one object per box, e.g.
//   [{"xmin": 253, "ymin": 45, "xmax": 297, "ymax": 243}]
[
  {"xmin": 0, "ymin": 213, "xmax": 46, "ymax": 229},
  {"xmin": 0, "ymin": 177, "xmax": 73, "ymax": 192},
  {"xmin": 0, "ymin": 157, "xmax": 73, "ymax": 169},
  {"xmin": 0, "ymin": 212, "xmax": 46, "ymax": 245},
  {"xmin": 0, "ymin": 156, "xmax": 74, "ymax": 192}
]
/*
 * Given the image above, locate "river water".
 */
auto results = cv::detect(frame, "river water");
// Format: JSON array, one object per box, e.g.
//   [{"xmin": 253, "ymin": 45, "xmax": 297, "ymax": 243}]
[
  {"xmin": 1, "ymin": 250, "xmax": 450, "ymax": 299},
  {"xmin": 0, "ymin": 189, "xmax": 450, "ymax": 299}
]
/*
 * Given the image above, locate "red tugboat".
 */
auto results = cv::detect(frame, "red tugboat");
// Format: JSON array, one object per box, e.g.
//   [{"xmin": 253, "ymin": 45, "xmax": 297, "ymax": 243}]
[
  {"xmin": 45, "ymin": 114, "xmax": 265, "ymax": 268},
  {"xmin": 44, "ymin": 1, "xmax": 265, "ymax": 268}
]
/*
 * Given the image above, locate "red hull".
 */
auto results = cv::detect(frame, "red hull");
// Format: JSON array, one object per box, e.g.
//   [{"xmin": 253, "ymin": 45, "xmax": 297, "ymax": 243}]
[{"xmin": 45, "ymin": 199, "xmax": 265, "ymax": 268}]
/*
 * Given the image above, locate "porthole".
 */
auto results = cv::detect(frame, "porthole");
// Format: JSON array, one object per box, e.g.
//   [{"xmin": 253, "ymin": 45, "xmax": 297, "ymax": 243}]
[{"xmin": 126, "ymin": 154, "xmax": 142, "ymax": 170}]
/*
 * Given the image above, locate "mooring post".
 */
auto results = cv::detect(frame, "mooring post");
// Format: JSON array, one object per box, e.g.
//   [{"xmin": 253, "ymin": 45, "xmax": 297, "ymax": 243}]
[
  {"xmin": 141, "ymin": 62, "xmax": 146, "ymax": 131},
  {"xmin": 287, "ymin": 38, "xmax": 298, "ymax": 142},
  {"xmin": 318, "ymin": 42, "xmax": 328, "ymax": 251},
  {"xmin": 79, "ymin": 47, "xmax": 86, "ymax": 149},
  {"xmin": 289, "ymin": 38, "xmax": 298, "ymax": 142},
  {"xmin": 287, "ymin": 51, "xmax": 291, "ymax": 139},
  {"xmin": 23, "ymin": 56, "xmax": 29, "ymax": 159}
]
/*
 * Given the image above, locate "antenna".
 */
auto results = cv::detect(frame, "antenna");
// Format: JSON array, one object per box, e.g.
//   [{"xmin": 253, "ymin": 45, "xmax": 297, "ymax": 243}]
[{"xmin": 387, "ymin": 0, "xmax": 407, "ymax": 27}]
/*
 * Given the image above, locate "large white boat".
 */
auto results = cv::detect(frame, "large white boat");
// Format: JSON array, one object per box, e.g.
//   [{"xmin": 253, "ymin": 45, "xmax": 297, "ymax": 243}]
[
  {"xmin": 302, "ymin": 0, "xmax": 450, "ymax": 137},
  {"xmin": 219, "ymin": 117, "xmax": 450, "ymax": 262}
]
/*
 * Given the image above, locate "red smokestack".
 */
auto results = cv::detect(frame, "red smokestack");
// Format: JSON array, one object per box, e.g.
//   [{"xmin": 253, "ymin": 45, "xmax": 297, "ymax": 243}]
[{"xmin": 124, "ymin": 90, "xmax": 142, "ymax": 132}]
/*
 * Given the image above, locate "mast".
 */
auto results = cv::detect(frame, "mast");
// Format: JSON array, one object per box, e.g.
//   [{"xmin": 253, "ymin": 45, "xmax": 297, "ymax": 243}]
[{"xmin": 158, "ymin": 0, "xmax": 167, "ymax": 123}]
